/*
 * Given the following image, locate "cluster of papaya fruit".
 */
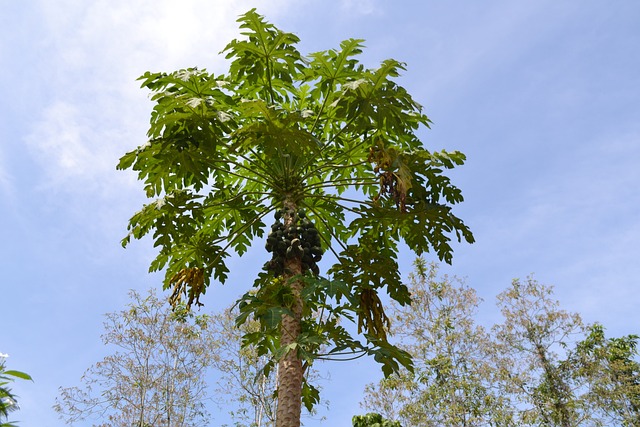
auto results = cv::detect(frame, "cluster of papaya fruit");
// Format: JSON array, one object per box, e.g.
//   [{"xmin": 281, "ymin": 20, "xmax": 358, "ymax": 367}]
[{"xmin": 263, "ymin": 208, "xmax": 323, "ymax": 276}]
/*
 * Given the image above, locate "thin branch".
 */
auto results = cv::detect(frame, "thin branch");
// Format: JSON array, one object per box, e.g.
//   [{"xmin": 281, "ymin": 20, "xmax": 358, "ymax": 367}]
[
  {"xmin": 309, "ymin": 93, "xmax": 331, "ymax": 136},
  {"xmin": 322, "ymin": 132, "xmax": 373, "ymax": 167},
  {"xmin": 298, "ymin": 129, "xmax": 371, "ymax": 181},
  {"xmin": 300, "ymin": 194, "xmax": 362, "ymax": 219},
  {"xmin": 202, "ymin": 203, "xmax": 274, "ymax": 270},
  {"xmin": 207, "ymin": 157, "xmax": 279, "ymax": 191},
  {"xmin": 309, "ymin": 44, "xmax": 356, "ymax": 136},
  {"xmin": 302, "ymin": 193, "xmax": 376, "ymax": 210},
  {"xmin": 255, "ymin": 23, "xmax": 276, "ymax": 104},
  {"xmin": 316, "ymin": 351, "xmax": 369, "ymax": 362},
  {"xmin": 245, "ymin": 144, "xmax": 281, "ymax": 179},
  {"xmin": 316, "ymin": 348, "xmax": 369, "ymax": 357},
  {"xmin": 293, "ymin": 105, "xmax": 366, "ymax": 177},
  {"xmin": 305, "ymin": 158, "xmax": 372, "ymax": 177},
  {"xmin": 322, "ymin": 106, "xmax": 363, "ymax": 149},
  {"xmin": 235, "ymin": 148, "xmax": 280, "ymax": 181},
  {"xmin": 302, "ymin": 204, "xmax": 348, "ymax": 258},
  {"xmin": 202, "ymin": 191, "xmax": 273, "ymax": 210},
  {"xmin": 204, "ymin": 159, "xmax": 279, "ymax": 192},
  {"xmin": 303, "ymin": 178, "xmax": 378, "ymax": 192}
]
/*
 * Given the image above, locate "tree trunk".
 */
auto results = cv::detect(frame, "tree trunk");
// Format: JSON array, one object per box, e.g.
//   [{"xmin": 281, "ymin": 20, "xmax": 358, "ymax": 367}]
[
  {"xmin": 275, "ymin": 200, "xmax": 304, "ymax": 427},
  {"xmin": 530, "ymin": 329, "xmax": 573, "ymax": 427}
]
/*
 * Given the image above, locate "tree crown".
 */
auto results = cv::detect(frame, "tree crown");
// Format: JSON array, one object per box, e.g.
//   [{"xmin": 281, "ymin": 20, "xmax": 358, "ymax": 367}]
[{"xmin": 118, "ymin": 8, "xmax": 473, "ymax": 382}]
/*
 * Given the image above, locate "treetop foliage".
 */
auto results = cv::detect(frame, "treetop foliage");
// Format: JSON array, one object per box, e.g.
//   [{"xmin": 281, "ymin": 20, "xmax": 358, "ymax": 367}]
[
  {"xmin": 117, "ymin": 8, "xmax": 473, "ymax": 400},
  {"xmin": 118, "ymin": 7, "xmax": 472, "ymax": 291}
]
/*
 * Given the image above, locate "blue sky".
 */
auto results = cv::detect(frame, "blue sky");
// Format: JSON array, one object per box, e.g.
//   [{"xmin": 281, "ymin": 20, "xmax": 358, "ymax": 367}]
[{"xmin": 2, "ymin": 1, "xmax": 639, "ymax": 425}]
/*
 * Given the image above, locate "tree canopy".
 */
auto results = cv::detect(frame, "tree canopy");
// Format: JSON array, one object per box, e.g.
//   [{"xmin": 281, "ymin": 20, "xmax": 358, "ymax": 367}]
[
  {"xmin": 363, "ymin": 263, "xmax": 640, "ymax": 427},
  {"xmin": 54, "ymin": 289, "xmax": 215, "ymax": 427}
]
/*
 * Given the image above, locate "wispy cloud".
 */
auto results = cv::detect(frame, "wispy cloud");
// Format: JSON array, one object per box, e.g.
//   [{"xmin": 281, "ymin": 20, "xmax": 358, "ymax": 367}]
[
  {"xmin": 340, "ymin": 0, "xmax": 380, "ymax": 15},
  {"xmin": 22, "ymin": 0, "xmax": 293, "ymax": 228},
  {"xmin": 0, "ymin": 150, "xmax": 12, "ymax": 196},
  {"xmin": 26, "ymin": 102, "xmax": 109, "ymax": 190},
  {"xmin": 6, "ymin": 0, "xmax": 281, "ymax": 201},
  {"xmin": 28, "ymin": 0, "xmax": 292, "ymax": 184}
]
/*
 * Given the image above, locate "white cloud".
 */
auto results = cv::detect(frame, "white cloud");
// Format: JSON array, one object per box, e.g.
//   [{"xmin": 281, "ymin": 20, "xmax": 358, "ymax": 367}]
[
  {"xmin": 26, "ymin": 0, "xmax": 293, "ymax": 195},
  {"xmin": 340, "ymin": 0, "xmax": 380, "ymax": 15},
  {"xmin": 26, "ymin": 101, "xmax": 114, "ymax": 190},
  {"xmin": 21, "ymin": 0, "xmax": 295, "ymax": 246},
  {"xmin": 0, "ymin": 150, "xmax": 12, "ymax": 196},
  {"xmin": 37, "ymin": 0, "xmax": 293, "ymax": 88}
]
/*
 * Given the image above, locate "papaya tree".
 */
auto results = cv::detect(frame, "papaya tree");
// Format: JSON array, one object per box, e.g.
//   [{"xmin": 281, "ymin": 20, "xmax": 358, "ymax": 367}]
[{"xmin": 117, "ymin": 9, "xmax": 473, "ymax": 427}]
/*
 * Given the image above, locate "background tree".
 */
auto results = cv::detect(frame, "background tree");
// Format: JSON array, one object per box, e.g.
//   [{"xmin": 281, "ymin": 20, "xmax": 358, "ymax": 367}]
[
  {"xmin": 210, "ymin": 306, "xmax": 277, "ymax": 427},
  {"xmin": 362, "ymin": 259, "xmax": 509, "ymax": 426},
  {"xmin": 0, "ymin": 353, "xmax": 32, "ymax": 427},
  {"xmin": 54, "ymin": 289, "xmax": 215, "ymax": 427},
  {"xmin": 54, "ymin": 288, "xmax": 322, "ymax": 427},
  {"xmin": 363, "ymin": 264, "xmax": 640, "ymax": 427},
  {"xmin": 117, "ymin": 9, "xmax": 472, "ymax": 427},
  {"xmin": 490, "ymin": 277, "xmax": 590, "ymax": 427},
  {"xmin": 571, "ymin": 324, "xmax": 640, "ymax": 426},
  {"xmin": 491, "ymin": 278, "xmax": 640, "ymax": 426}
]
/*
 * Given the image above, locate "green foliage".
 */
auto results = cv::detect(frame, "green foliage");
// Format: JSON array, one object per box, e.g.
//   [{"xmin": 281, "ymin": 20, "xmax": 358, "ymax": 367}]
[
  {"xmin": 352, "ymin": 413, "xmax": 402, "ymax": 427},
  {"xmin": 572, "ymin": 324, "xmax": 640, "ymax": 426},
  {"xmin": 118, "ymin": 9, "xmax": 473, "ymax": 418},
  {"xmin": 364, "ymin": 262, "xmax": 640, "ymax": 427},
  {"xmin": 0, "ymin": 355, "xmax": 32, "ymax": 427}
]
